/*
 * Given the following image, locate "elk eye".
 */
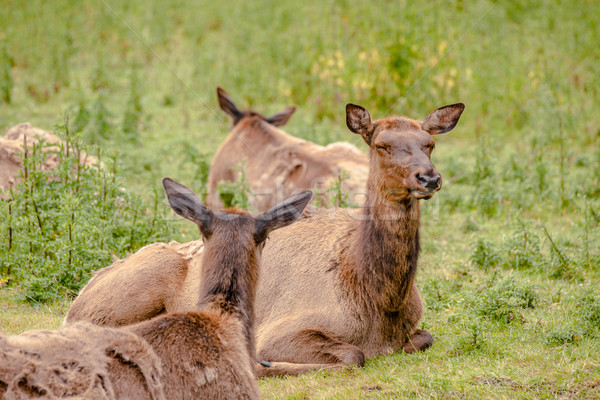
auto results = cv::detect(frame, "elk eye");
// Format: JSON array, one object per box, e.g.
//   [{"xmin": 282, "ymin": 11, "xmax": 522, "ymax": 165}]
[{"xmin": 375, "ymin": 144, "xmax": 390, "ymax": 153}]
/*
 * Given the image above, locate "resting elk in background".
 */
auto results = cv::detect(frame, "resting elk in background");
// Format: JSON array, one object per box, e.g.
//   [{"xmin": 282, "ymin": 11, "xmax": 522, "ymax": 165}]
[
  {"xmin": 206, "ymin": 87, "xmax": 368, "ymax": 212},
  {"xmin": 65, "ymin": 101, "xmax": 465, "ymax": 378}
]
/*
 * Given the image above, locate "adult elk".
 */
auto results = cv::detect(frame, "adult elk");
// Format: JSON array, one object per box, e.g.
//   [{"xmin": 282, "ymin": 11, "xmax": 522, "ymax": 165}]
[
  {"xmin": 255, "ymin": 102, "xmax": 464, "ymax": 376},
  {"xmin": 65, "ymin": 101, "xmax": 465, "ymax": 377},
  {"xmin": 207, "ymin": 87, "xmax": 368, "ymax": 212}
]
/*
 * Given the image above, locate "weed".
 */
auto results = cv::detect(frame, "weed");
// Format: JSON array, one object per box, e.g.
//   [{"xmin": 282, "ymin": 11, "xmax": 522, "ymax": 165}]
[
  {"xmin": 216, "ymin": 161, "xmax": 253, "ymax": 210},
  {"xmin": 578, "ymin": 292, "xmax": 600, "ymax": 330},
  {"xmin": 122, "ymin": 67, "xmax": 143, "ymax": 143},
  {"xmin": 326, "ymin": 169, "xmax": 356, "ymax": 208},
  {"xmin": 86, "ymin": 91, "xmax": 114, "ymax": 144},
  {"xmin": 421, "ymin": 278, "xmax": 450, "ymax": 312},
  {"xmin": 544, "ymin": 324, "xmax": 582, "ymax": 346},
  {"xmin": 470, "ymin": 238, "xmax": 500, "ymax": 270},
  {"xmin": 542, "ymin": 226, "xmax": 582, "ymax": 281},
  {"xmin": 473, "ymin": 279, "xmax": 537, "ymax": 324},
  {"xmin": 71, "ymin": 98, "xmax": 92, "ymax": 134},
  {"xmin": 178, "ymin": 142, "xmax": 211, "ymax": 202},
  {"xmin": 1, "ymin": 46, "xmax": 14, "ymax": 104},
  {"xmin": 448, "ymin": 316, "xmax": 489, "ymax": 356},
  {"xmin": 502, "ymin": 221, "xmax": 541, "ymax": 270}
]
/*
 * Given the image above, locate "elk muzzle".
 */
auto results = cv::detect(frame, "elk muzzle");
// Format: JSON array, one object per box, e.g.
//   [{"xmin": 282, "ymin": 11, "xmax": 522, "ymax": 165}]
[{"xmin": 416, "ymin": 173, "xmax": 441, "ymax": 191}]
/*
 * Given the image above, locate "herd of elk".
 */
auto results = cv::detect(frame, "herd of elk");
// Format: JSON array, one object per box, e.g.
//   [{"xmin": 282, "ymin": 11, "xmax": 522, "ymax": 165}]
[
  {"xmin": 1, "ymin": 178, "xmax": 311, "ymax": 399},
  {"xmin": 65, "ymin": 97, "xmax": 465, "ymax": 380},
  {"xmin": 207, "ymin": 87, "xmax": 369, "ymax": 212}
]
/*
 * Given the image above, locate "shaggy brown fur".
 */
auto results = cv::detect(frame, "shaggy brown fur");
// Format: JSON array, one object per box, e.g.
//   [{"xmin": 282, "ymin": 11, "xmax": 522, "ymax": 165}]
[
  {"xmin": 64, "ymin": 103, "xmax": 464, "ymax": 378},
  {"xmin": 0, "ymin": 322, "xmax": 165, "ymax": 400},
  {"xmin": 0, "ymin": 123, "xmax": 99, "ymax": 197},
  {"xmin": 206, "ymin": 87, "xmax": 368, "ymax": 212}
]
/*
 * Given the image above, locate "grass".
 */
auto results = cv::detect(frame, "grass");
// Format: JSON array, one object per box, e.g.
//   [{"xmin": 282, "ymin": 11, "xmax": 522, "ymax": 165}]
[
  {"xmin": 1, "ymin": 0, "xmax": 599, "ymax": 398},
  {"xmin": 0, "ymin": 288, "xmax": 66, "ymax": 333}
]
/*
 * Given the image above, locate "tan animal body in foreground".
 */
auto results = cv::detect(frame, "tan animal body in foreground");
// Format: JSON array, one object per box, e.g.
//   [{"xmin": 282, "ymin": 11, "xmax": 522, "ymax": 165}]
[
  {"xmin": 2, "ymin": 179, "xmax": 311, "ymax": 398},
  {"xmin": 65, "ymin": 101, "xmax": 465, "ymax": 377},
  {"xmin": 206, "ymin": 87, "xmax": 369, "ymax": 212}
]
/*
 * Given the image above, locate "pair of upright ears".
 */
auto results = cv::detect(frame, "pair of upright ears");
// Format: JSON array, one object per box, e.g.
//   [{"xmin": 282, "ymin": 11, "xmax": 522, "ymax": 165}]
[
  {"xmin": 162, "ymin": 178, "xmax": 312, "ymax": 243},
  {"xmin": 346, "ymin": 103, "xmax": 465, "ymax": 144},
  {"xmin": 217, "ymin": 87, "xmax": 297, "ymax": 128}
]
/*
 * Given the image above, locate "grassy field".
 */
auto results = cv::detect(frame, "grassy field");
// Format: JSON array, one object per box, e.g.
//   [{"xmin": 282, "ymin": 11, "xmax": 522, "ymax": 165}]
[{"xmin": 1, "ymin": 0, "xmax": 599, "ymax": 398}]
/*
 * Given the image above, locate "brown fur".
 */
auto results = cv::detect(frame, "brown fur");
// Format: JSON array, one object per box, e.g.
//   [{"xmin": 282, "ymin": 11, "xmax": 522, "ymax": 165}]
[
  {"xmin": 64, "ymin": 103, "xmax": 465, "ymax": 377},
  {"xmin": 0, "ymin": 123, "xmax": 99, "ymax": 197},
  {"xmin": 206, "ymin": 87, "xmax": 369, "ymax": 212},
  {"xmin": 0, "ymin": 322, "xmax": 165, "ymax": 400}
]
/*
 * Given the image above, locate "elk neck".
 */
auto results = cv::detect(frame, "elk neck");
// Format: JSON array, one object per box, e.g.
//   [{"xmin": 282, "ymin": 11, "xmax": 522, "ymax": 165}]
[
  {"xmin": 342, "ymin": 177, "xmax": 421, "ymax": 312},
  {"xmin": 195, "ymin": 227, "xmax": 259, "ymax": 360}
]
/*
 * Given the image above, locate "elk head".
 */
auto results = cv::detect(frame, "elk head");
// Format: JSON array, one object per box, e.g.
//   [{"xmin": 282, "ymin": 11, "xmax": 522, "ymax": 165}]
[
  {"xmin": 346, "ymin": 103, "xmax": 465, "ymax": 204},
  {"xmin": 217, "ymin": 87, "xmax": 297, "ymax": 127}
]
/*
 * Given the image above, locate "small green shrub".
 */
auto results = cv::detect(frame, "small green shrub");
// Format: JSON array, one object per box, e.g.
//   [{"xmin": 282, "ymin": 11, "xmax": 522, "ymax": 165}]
[
  {"xmin": 473, "ymin": 279, "xmax": 537, "ymax": 324},
  {"xmin": 502, "ymin": 222, "xmax": 541, "ymax": 270},
  {"xmin": 449, "ymin": 318, "xmax": 488, "ymax": 356},
  {"xmin": 544, "ymin": 324, "xmax": 582, "ymax": 346},
  {"xmin": 421, "ymin": 278, "xmax": 450, "ymax": 312},
  {"xmin": 542, "ymin": 226, "xmax": 582, "ymax": 281},
  {"xmin": 470, "ymin": 238, "xmax": 500, "ymax": 270}
]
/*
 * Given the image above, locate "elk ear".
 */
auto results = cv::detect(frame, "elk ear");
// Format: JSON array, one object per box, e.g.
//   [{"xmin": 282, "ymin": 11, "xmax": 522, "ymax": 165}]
[
  {"xmin": 255, "ymin": 190, "xmax": 312, "ymax": 243},
  {"xmin": 422, "ymin": 103, "xmax": 465, "ymax": 135},
  {"xmin": 346, "ymin": 103, "xmax": 375, "ymax": 145},
  {"xmin": 266, "ymin": 106, "xmax": 296, "ymax": 127},
  {"xmin": 217, "ymin": 87, "xmax": 244, "ymax": 125},
  {"xmin": 163, "ymin": 178, "xmax": 214, "ymax": 236}
]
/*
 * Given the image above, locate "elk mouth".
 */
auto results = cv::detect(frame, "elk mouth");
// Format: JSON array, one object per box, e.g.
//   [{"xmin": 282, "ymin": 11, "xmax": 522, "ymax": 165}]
[{"xmin": 408, "ymin": 187, "xmax": 439, "ymax": 200}]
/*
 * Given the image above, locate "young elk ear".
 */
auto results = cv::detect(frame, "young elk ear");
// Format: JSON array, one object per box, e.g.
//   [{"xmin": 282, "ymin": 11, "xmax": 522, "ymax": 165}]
[
  {"xmin": 217, "ymin": 87, "xmax": 244, "ymax": 125},
  {"xmin": 421, "ymin": 103, "xmax": 465, "ymax": 135},
  {"xmin": 255, "ymin": 190, "xmax": 312, "ymax": 244},
  {"xmin": 162, "ymin": 178, "xmax": 214, "ymax": 237},
  {"xmin": 346, "ymin": 103, "xmax": 375, "ymax": 145},
  {"xmin": 265, "ymin": 106, "xmax": 296, "ymax": 127}
]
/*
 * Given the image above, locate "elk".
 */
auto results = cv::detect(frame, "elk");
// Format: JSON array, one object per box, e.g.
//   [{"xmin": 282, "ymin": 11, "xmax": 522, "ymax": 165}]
[
  {"xmin": 253, "ymin": 102, "xmax": 465, "ymax": 376},
  {"xmin": 207, "ymin": 87, "xmax": 368, "ymax": 212},
  {"xmin": 3, "ymin": 178, "xmax": 311, "ymax": 398},
  {"xmin": 65, "ymin": 101, "xmax": 465, "ymax": 377}
]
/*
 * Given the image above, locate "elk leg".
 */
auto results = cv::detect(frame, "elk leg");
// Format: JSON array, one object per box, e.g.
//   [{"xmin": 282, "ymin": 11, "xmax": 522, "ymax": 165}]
[
  {"xmin": 402, "ymin": 328, "xmax": 433, "ymax": 353},
  {"xmin": 256, "ymin": 329, "xmax": 365, "ymax": 378}
]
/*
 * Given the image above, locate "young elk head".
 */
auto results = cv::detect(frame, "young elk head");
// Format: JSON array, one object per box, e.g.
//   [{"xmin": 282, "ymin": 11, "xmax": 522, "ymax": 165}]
[
  {"xmin": 162, "ymin": 178, "xmax": 312, "ymax": 309},
  {"xmin": 217, "ymin": 87, "xmax": 297, "ymax": 127},
  {"xmin": 346, "ymin": 103, "xmax": 465, "ymax": 204}
]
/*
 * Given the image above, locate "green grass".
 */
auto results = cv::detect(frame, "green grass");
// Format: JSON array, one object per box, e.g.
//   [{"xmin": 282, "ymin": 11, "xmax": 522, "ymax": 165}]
[
  {"xmin": 0, "ymin": 288, "xmax": 66, "ymax": 333},
  {"xmin": 1, "ymin": 0, "xmax": 599, "ymax": 398}
]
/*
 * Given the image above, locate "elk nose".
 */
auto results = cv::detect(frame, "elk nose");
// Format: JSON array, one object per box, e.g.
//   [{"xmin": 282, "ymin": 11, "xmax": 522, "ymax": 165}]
[{"xmin": 416, "ymin": 173, "xmax": 441, "ymax": 190}]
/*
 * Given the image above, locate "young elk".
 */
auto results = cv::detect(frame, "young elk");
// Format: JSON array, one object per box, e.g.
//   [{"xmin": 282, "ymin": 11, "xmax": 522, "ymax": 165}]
[
  {"xmin": 3, "ymin": 179, "xmax": 311, "ymax": 398},
  {"xmin": 207, "ymin": 87, "xmax": 368, "ymax": 212},
  {"xmin": 65, "ymin": 102, "xmax": 464, "ymax": 378}
]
